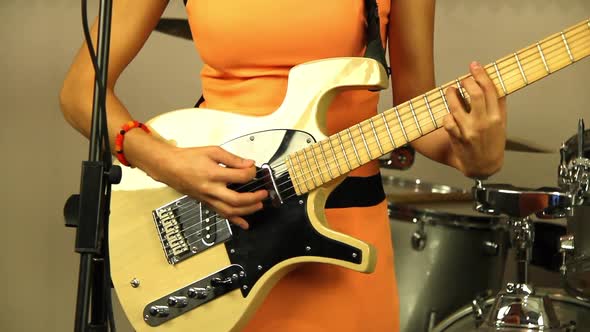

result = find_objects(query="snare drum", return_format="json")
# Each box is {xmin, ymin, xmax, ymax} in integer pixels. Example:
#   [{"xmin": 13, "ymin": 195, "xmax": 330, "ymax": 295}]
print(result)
[
  {"xmin": 432, "ymin": 288, "xmax": 590, "ymax": 331},
  {"xmin": 388, "ymin": 203, "xmax": 509, "ymax": 332}
]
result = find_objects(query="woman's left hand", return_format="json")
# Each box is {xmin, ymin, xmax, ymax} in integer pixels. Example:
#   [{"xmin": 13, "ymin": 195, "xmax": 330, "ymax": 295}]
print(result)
[{"xmin": 443, "ymin": 61, "xmax": 507, "ymax": 178}]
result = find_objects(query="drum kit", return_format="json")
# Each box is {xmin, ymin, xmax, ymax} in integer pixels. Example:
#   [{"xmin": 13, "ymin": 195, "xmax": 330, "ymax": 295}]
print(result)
[{"xmin": 383, "ymin": 120, "xmax": 590, "ymax": 331}]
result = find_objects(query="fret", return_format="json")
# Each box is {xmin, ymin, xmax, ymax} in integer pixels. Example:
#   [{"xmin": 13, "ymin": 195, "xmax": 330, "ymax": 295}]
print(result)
[
  {"xmin": 493, "ymin": 61, "xmax": 507, "ymax": 95},
  {"xmin": 337, "ymin": 132, "xmax": 353, "ymax": 171},
  {"xmin": 455, "ymin": 79, "xmax": 466, "ymax": 100},
  {"xmin": 318, "ymin": 140, "xmax": 335, "ymax": 179},
  {"xmin": 347, "ymin": 128, "xmax": 362, "ymax": 165},
  {"xmin": 561, "ymin": 32, "xmax": 575, "ymax": 62},
  {"xmin": 514, "ymin": 53, "xmax": 528, "ymax": 85},
  {"xmin": 369, "ymin": 118, "xmax": 384, "ymax": 154},
  {"xmin": 536, "ymin": 42, "xmax": 551, "ymax": 74},
  {"xmin": 294, "ymin": 151, "xmax": 311, "ymax": 191},
  {"xmin": 381, "ymin": 113, "xmax": 397, "ymax": 148},
  {"xmin": 394, "ymin": 106, "xmax": 409, "ymax": 142},
  {"xmin": 408, "ymin": 99, "xmax": 422, "ymax": 135},
  {"xmin": 309, "ymin": 145, "xmax": 327, "ymax": 182},
  {"xmin": 327, "ymin": 137, "xmax": 343, "ymax": 175},
  {"xmin": 301, "ymin": 148, "xmax": 319, "ymax": 186},
  {"xmin": 423, "ymin": 94, "xmax": 437, "ymax": 127},
  {"xmin": 438, "ymin": 87, "xmax": 450, "ymax": 113},
  {"xmin": 357, "ymin": 124, "xmax": 372, "ymax": 159},
  {"xmin": 286, "ymin": 158, "xmax": 302, "ymax": 194}
]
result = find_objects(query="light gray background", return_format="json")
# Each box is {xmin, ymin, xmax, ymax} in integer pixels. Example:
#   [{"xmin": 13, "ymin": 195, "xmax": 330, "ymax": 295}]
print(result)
[{"xmin": 1, "ymin": 1, "xmax": 589, "ymax": 331}]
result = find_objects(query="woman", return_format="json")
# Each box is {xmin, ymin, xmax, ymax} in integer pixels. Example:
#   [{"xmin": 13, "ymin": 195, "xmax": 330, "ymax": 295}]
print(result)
[{"xmin": 60, "ymin": 1, "xmax": 506, "ymax": 330}]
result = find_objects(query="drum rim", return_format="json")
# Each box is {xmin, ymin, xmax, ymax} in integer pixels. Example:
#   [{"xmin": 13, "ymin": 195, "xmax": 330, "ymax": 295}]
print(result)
[
  {"xmin": 388, "ymin": 203, "xmax": 506, "ymax": 230},
  {"xmin": 432, "ymin": 289, "xmax": 590, "ymax": 331},
  {"xmin": 381, "ymin": 175, "xmax": 469, "ymax": 194}
]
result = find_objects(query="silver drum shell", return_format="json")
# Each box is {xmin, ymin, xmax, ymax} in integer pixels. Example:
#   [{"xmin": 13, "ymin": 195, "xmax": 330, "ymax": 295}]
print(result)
[{"xmin": 389, "ymin": 203, "xmax": 509, "ymax": 332}]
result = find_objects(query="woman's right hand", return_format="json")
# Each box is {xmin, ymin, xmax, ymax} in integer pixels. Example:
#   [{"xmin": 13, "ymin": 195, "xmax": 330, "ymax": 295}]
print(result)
[{"xmin": 126, "ymin": 132, "xmax": 268, "ymax": 230}]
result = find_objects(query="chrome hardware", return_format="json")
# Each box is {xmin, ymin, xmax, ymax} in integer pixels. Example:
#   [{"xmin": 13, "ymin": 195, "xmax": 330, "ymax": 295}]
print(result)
[
  {"xmin": 143, "ymin": 265, "xmax": 245, "ymax": 327},
  {"xmin": 560, "ymin": 235, "xmax": 575, "ymax": 276},
  {"xmin": 130, "ymin": 278, "xmax": 140, "ymax": 288},
  {"xmin": 260, "ymin": 163, "xmax": 284, "ymax": 207},
  {"xmin": 187, "ymin": 288, "xmax": 207, "ymax": 299},
  {"xmin": 167, "ymin": 296, "xmax": 188, "ymax": 308},
  {"xmin": 558, "ymin": 119, "xmax": 590, "ymax": 205},
  {"xmin": 474, "ymin": 183, "xmax": 573, "ymax": 219},
  {"xmin": 153, "ymin": 196, "xmax": 233, "ymax": 265},
  {"xmin": 411, "ymin": 230, "xmax": 426, "ymax": 251},
  {"xmin": 482, "ymin": 241, "xmax": 499, "ymax": 256},
  {"xmin": 148, "ymin": 306, "xmax": 170, "ymax": 318},
  {"xmin": 411, "ymin": 218, "xmax": 427, "ymax": 251},
  {"xmin": 305, "ymin": 246, "xmax": 311, "ymax": 252},
  {"xmin": 471, "ymin": 298, "xmax": 484, "ymax": 323}
]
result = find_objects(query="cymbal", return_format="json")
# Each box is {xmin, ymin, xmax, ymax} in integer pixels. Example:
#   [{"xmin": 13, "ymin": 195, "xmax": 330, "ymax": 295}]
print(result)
[
  {"xmin": 155, "ymin": 18, "xmax": 192, "ymax": 40},
  {"xmin": 382, "ymin": 176, "xmax": 473, "ymax": 203},
  {"xmin": 505, "ymin": 138, "xmax": 553, "ymax": 153}
]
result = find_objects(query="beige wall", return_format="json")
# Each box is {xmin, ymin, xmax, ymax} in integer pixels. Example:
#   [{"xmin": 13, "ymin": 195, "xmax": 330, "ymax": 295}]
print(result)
[{"xmin": 1, "ymin": 1, "xmax": 588, "ymax": 331}]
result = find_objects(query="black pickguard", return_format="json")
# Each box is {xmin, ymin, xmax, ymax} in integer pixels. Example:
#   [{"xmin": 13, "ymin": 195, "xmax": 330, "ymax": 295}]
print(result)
[{"xmin": 224, "ymin": 194, "xmax": 363, "ymax": 297}]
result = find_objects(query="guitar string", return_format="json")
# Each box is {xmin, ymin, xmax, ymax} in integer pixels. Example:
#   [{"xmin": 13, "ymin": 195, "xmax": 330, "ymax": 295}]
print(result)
[
  {"xmin": 269, "ymin": 30, "xmax": 590, "ymax": 188},
  {"xmin": 171, "ymin": 52, "xmax": 589, "ymax": 252},
  {"xmin": 171, "ymin": 25, "xmax": 590, "ymax": 214},
  {"xmin": 157, "ymin": 27, "xmax": 590, "ymax": 247},
  {"xmin": 162, "ymin": 31, "xmax": 590, "ymax": 246},
  {"xmin": 166, "ymin": 31, "xmax": 590, "ymax": 243}
]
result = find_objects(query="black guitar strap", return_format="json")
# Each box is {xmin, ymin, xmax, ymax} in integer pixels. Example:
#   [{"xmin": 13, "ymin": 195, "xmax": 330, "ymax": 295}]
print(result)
[
  {"xmin": 363, "ymin": 0, "xmax": 390, "ymax": 76},
  {"xmin": 191, "ymin": 0, "xmax": 389, "ymax": 107}
]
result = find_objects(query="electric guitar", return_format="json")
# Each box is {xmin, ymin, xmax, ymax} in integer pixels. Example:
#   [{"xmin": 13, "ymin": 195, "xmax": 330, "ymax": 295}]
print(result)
[{"xmin": 109, "ymin": 18, "xmax": 590, "ymax": 331}]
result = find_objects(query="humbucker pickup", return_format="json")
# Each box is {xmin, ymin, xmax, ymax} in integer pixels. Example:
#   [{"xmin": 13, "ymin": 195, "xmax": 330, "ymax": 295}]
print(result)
[{"xmin": 152, "ymin": 196, "xmax": 233, "ymax": 265}]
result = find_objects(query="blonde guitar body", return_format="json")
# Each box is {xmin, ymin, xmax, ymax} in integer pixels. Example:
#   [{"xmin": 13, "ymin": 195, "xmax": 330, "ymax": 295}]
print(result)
[{"xmin": 109, "ymin": 57, "xmax": 387, "ymax": 331}]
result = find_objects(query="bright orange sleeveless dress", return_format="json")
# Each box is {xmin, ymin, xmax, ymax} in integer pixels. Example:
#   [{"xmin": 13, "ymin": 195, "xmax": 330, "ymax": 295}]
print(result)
[{"xmin": 185, "ymin": 1, "xmax": 399, "ymax": 331}]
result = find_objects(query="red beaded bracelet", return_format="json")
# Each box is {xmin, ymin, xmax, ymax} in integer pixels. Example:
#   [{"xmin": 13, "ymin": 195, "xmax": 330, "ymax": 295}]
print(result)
[{"xmin": 114, "ymin": 120, "xmax": 151, "ymax": 167}]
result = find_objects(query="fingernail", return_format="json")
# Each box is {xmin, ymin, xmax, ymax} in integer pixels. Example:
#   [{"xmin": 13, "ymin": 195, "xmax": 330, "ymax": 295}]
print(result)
[{"xmin": 471, "ymin": 61, "xmax": 481, "ymax": 69}]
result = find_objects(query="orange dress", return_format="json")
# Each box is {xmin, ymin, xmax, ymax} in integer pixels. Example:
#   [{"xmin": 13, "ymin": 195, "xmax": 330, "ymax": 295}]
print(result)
[{"xmin": 186, "ymin": 1, "xmax": 399, "ymax": 331}]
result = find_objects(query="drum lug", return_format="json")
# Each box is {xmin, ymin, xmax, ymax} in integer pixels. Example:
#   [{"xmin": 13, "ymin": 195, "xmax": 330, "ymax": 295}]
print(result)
[
  {"xmin": 482, "ymin": 241, "xmax": 499, "ymax": 256},
  {"xmin": 470, "ymin": 298, "xmax": 485, "ymax": 327},
  {"xmin": 411, "ymin": 218, "xmax": 427, "ymax": 251}
]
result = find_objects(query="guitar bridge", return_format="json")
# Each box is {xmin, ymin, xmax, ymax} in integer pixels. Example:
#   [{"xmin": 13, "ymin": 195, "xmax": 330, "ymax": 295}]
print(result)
[{"xmin": 152, "ymin": 196, "xmax": 233, "ymax": 265}]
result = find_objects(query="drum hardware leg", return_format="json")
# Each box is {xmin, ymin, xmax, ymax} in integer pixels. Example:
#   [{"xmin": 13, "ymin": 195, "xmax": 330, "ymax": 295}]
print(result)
[
  {"xmin": 509, "ymin": 217, "xmax": 534, "ymax": 285},
  {"xmin": 560, "ymin": 235, "xmax": 575, "ymax": 276},
  {"xmin": 426, "ymin": 310, "xmax": 437, "ymax": 332},
  {"xmin": 470, "ymin": 181, "xmax": 580, "ymax": 330}
]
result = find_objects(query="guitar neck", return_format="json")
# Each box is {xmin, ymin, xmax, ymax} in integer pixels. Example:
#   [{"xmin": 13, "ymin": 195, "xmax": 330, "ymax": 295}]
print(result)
[{"xmin": 288, "ymin": 18, "xmax": 590, "ymax": 195}]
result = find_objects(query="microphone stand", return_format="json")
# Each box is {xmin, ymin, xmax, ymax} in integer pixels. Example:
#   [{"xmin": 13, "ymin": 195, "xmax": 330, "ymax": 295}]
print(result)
[{"xmin": 64, "ymin": 1, "xmax": 120, "ymax": 331}]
